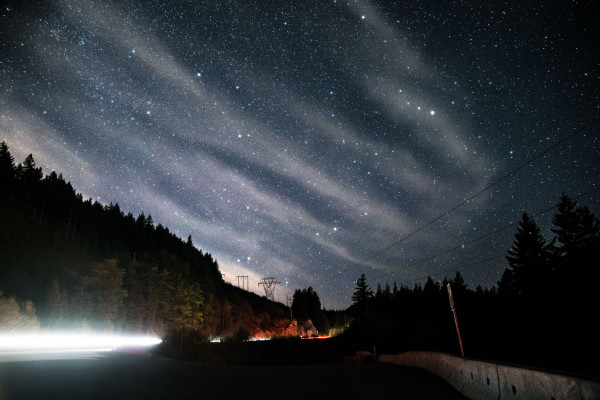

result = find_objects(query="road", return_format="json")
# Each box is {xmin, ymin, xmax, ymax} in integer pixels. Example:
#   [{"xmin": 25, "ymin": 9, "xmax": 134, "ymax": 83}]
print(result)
[{"xmin": 0, "ymin": 351, "xmax": 467, "ymax": 399}]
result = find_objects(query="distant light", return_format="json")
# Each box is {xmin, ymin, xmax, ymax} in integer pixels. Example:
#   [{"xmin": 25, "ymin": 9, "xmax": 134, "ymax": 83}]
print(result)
[{"xmin": 430, "ymin": 110, "xmax": 435, "ymax": 115}]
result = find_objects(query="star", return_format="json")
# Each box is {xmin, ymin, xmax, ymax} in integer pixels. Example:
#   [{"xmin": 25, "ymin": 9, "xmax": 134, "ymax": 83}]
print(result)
[{"xmin": 1, "ymin": 0, "xmax": 597, "ymax": 309}]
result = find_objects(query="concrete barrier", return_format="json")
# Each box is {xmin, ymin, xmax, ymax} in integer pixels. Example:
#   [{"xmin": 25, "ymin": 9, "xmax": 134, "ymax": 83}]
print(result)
[{"xmin": 378, "ymin": 351, "xmax": 600, "ymax": 400}]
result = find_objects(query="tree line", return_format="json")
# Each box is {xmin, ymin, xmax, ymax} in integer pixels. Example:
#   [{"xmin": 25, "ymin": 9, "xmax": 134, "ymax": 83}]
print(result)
[
  {"xmin": 346, "ymin": 193, "xmax": 599, "ymax": 375},
  {"xmin": 0, "ymin": 142, "xmax": 292, "ymax": 346},
  {"xmin": 2, "ymin": 141, "xmax": 598, "ymax": 371}
]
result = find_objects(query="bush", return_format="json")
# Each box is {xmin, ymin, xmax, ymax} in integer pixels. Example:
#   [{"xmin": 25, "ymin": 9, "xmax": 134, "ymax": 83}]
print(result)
[
  {"xmin": 0, "ymin": 291, "xmax": 40, "ymax": 331},
  {"xmin": 225, "ymin": 326, "xmax": 251, "ymax": 343}
]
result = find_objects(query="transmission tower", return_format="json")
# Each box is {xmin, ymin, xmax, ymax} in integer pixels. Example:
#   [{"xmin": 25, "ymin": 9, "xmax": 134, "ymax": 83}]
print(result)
[
  {"xmin": 258, "ymin": 277, "xmax": 280, "ymax": 301},
  {"xmin": 237, "ymin": 275, "xmax": 248, "ymax": 291}
]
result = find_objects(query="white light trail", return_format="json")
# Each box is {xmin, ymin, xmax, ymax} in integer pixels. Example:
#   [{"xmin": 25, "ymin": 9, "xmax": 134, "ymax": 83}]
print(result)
[{"xmin": 0, "ymin": 333, "xmax": 162, "ymax": 353}]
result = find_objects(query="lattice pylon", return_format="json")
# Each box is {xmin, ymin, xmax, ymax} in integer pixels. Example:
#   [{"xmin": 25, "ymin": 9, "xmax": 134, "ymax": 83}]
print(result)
[{"xmin": 258, "ymin": 277, "xmax": 280, "ymax": 301}]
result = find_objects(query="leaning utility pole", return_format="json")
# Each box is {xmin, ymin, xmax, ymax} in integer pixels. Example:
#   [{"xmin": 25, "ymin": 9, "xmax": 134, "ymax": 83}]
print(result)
[
  {"xmin": 447, "ymin": 283, "xmax": 465, "ymax": 357},
  {"xmin": 258, "ymin": 277, "xmax": 280, "ymax": 301}
]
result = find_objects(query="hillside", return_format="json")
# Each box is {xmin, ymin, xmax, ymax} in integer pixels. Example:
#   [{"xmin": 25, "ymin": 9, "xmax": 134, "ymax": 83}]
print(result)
[{"xmin": 0, "ymin": 142, "xmax": 293, "ymax": 342}]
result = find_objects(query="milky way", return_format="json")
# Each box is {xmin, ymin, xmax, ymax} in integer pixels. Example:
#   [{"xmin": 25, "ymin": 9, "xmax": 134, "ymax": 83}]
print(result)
[{"xmin": 1, "ymin": 1, "xmax": 598, "ymax": 308}]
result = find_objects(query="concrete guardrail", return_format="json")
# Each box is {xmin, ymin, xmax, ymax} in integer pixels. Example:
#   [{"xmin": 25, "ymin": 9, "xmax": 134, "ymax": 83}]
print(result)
[{"xmin": 378, "ymin": 351, "xmax": 600, "ymax": 400}]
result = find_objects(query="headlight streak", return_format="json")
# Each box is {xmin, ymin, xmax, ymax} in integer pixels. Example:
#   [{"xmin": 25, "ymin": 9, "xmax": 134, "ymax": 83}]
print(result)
[{"xmin": 0, "ymin": 333, "xmax": 162, "ymax": 354}]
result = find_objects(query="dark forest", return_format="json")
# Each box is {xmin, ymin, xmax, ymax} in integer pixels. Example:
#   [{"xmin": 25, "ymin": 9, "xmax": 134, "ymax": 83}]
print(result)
[
  {"xmin": 0, "ymin": 142, "xmax": 296, "ymax": 349},
  {"xmin": 344, "ymin": 193, "xmax": 600, "ymax": 376}
]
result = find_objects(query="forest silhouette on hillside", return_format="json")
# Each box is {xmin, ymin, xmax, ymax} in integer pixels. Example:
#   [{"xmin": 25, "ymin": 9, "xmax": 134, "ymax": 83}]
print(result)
[{"xmin": 0, "ymin": 142, "xmax": 298, "ymax": 353}]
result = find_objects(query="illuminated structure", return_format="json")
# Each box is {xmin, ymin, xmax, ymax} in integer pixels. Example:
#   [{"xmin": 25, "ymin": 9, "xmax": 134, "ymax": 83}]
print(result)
[{"xmin": 258, "ymin": 277, "xmax": 280, "ymax": 301}]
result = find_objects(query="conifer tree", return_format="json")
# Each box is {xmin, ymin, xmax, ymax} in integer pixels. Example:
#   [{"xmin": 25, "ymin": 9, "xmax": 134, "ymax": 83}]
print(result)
[
  {"xmin": 551, "ymin": 193, "xmax": 600, "ymax": 259},
  {"xmin": 423, "ymin": 276, "xmax": 440, "ymax": 297},
  {"xmin": 88, "ymin": 259, "xmax": 128, "ymax": 331},
  {"xmin": 0, "ymin": 141, "xmax": 16, "ymax": 188},
  {"xmin": 499, "ymin": 213, "xmax": 549, "ymax": 297},
  {"xmin": 383, "ymin": 283, "xmax": 391, "ymax": 298},
  {"xmin": 550, "ymin": 194, "xmax": 600, "ymax": 305},
  {"xmin": 17, "ymin": 154, "xmax": 43, "ymax": 184},
  {"xmin": 352, "ymin": 273, "xmax": 373, "ymax": 305},
  {"xmin": 136, "ymin": 212, "xmax": 146, "ymax": 226},
  {"xmin": 145, "ymin": 214, "xmax": 154, "ymax": 229},
  {"xmin": 451, "ymin": 271, "xmax": 468, "ymax": 293}
]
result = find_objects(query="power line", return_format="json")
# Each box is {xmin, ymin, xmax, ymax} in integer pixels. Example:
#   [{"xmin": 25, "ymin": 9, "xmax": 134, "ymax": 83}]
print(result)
[
  {"xmin": 365, "ymin": 116, "xmax": 600, "ymax": 263},
  {"xmin": 372, "ymin": 185, "xmax": 599, "ymax": 285},
  {"xmin": 338, "ymin": 118, "xmax": 600, "ymax": 280}
]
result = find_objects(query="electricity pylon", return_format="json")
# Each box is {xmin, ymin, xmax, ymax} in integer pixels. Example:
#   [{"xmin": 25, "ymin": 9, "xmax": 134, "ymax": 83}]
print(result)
[
  {"xmin": 237, "ymin": 275, "xmax": 248, "ymax": 290},
  {"xmin": 258, "ymin": 277, "xmax": 280, "ymax": 301}
]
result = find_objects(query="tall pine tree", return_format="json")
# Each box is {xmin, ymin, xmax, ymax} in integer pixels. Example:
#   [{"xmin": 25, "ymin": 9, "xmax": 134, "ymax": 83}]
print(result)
[
  {"xmin": 0, "ymin": 141, "xmax": 16, "ymax": 186},
  {"xmin": 352, "ymin": 273, "xmax": 373, "ymax": 305},
  {"xmin": 350, "ymin": 273, "xmax": 373, "ymax": 317},
  {"xmin": 16, "ymin": 154, "xmax": 43, "ymax": 185},
  {"xmin": 551, "ymin": 193, "xmax": 599, "ymax": 261},
  {"xmin": 550, "ymin": 194, "xmax": 600, "ymax": 310},
  {"xmin": 499, "ymin": 213, "xmax": 550, "ymax": 297}
]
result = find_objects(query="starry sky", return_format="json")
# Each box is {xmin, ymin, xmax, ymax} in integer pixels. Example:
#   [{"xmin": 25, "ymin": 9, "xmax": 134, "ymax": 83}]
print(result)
[{"xmin": 1, "ymin": 1, "xmax": 598, "ymax": 309}]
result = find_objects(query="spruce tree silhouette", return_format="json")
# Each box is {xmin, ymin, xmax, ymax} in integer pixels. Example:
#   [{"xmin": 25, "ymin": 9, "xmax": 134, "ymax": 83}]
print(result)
[
  {"xmin": 0, "ymin": 141, "xmax": 16, "ymax": 195},
  {"xmin": 500, "ymin": 213, "xmax": 550, "ymax": 298},
  {"xmin": 550, "ymin": 194, "xmax": 600, "ymax": 324},
  {"xmin": 17, "ymin": 154, "xmax": 43, "ymax": 185}
]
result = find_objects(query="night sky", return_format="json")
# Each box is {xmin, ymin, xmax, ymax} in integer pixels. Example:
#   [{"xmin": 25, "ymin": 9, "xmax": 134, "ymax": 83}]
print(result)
[{"xmin": 1, "ymin": 1, "xmax": 598, "ymax": 309}]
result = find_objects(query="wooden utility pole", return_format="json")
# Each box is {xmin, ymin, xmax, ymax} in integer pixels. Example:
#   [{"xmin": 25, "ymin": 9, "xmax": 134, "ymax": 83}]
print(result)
[{"xmin": 447, "ymin": 283, "xmax": 464, "ymax": 357}]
